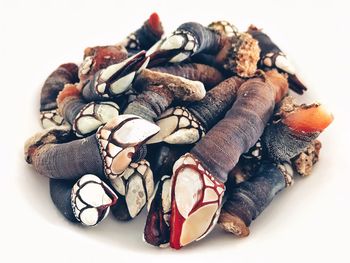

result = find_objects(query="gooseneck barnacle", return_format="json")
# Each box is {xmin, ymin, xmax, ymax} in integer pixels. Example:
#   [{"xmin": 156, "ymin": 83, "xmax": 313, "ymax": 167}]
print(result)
[
  {"xmin": 81, "ymin": 51, "xmax": 150, "ymax": 101},
  {"xmin": 57, "ymin": 84, "xmax": 120, "ymax": 137},
  {"xmin": 120, "ymin": 12, "xmax": 164, "ymax": 53},
  {"xmin": 50, "ymin": 174, "xmax": 118, "ymax": 226},
  {"xmin": 25, "ymin": 14, "xmax": 334, "ymax": 250},
  {"xmin": 109, "ymin": 160, "xmax": 154, "ymax": 220},
  {"xmin": 247, "ymin": 25, "xmax": 307, "ymax": 94},
  {"xmin": 96, "ymin": 115, "xmax": 160, "ymax": 179},
  {"xmin": 25, "ymin": 114, "xmax": 159, "ymax": 180}
]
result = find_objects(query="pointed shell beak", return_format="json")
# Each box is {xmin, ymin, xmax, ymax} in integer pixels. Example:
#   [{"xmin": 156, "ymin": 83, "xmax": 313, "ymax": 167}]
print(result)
[
  {"xmin": 71, "ymin": 174, "xmax": 118, "ymax": 226},
  {"xmin": 169, "ymin": 153, "xmax": 225, "ymax": 249},
  {"xmin": 97, "ymin": 115, "xmax": 160, "ymax": 179}
]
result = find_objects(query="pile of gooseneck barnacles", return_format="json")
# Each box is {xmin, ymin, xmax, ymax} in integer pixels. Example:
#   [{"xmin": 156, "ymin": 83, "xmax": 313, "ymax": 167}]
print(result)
[{"xmin": 25, "ymin": 13, "xmax": 333, "ymax": 249}]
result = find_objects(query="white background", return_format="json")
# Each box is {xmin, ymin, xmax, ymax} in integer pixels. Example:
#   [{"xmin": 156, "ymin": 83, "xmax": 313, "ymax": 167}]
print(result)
[{"xmin": 1, "ymin": 0, "xmax": 350, "ymax": 262}]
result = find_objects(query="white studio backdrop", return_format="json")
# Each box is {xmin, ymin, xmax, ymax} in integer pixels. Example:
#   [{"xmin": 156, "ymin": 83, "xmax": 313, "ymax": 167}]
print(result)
[{"xmin": 1, "ymin": 0, "xmax": 349, "ymax": 262}]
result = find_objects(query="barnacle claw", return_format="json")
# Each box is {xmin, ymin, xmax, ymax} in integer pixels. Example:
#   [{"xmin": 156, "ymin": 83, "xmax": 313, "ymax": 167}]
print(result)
[
  {"xmin": 96, "ymin": 114, "xmax": 160, "ymax": 179},
  {"xmin": 144, "ymin": 175, "xmax": 171, "ymax": 247},
  {"xmin": 92, "ymin": 51, "xmax": 149, "ymax": 97},
  {"xmin": 78, "ymin": 45, "xmax": 128, "ymax": 82},
  {"xmin": 147, "ymin": 29, "xmax": 199, "ymax": 66},
  {"xmin": 109, "ymin": 160, "xmax": 154, "ymax": 219},
  {"xmin": 40, "ymin": 109, "xmax": 66, "ymax": 128},
  {"xmin": 57, "ymin": 84, "xmax": 120, "ymax": 137},
  {"xmin": 261, "ymin": 51, "xmax": 307, "ymax": 94},
  {"xmin": 71, "ymin": 174, "xmax": 118, "ymax": 226},
  {"xmin": 170, "ymin": 153, "xmax": 225, "ymax": 249},
  {"xmin": 147, "ymin": 107, "xmax": 205, "ymax": 145},
  {"xmin": 73, "ymin": 101, "xmax": 120, "ymax": 137}
]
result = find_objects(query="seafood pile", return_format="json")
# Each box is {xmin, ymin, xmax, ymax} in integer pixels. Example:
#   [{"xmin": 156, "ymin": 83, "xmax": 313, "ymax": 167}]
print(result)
[{"xmin": 24, "ymin": 13, "xmax": 333, "ymax": 249}]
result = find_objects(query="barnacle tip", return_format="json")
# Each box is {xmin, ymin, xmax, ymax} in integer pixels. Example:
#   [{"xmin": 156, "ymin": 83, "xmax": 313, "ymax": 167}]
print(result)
[
  {"xmin": 218, "ymin": 210, "xmax": 250, "ymax": 237},
  {"xmin": 283, "ymin": 104, "xmax": 334, "ymax": 133},
  {"xmin": 149, "ymin": 12, "xmax": 163, "ymax": 37}
]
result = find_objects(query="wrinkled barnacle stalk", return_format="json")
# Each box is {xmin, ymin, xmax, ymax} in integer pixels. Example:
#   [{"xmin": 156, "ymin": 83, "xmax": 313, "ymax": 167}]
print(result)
[
  {"xmin": 79, "ymin": 45, "xmax": 128, "ymax": 83},
  {"xmin": 219, "ymin": 162, "xmax": 289, "ymax": 237},
  {"xmin": 40, "ymin": 63, "xmax": 79, "ymax": 128},
  {"xmin": 119, "ymin": 12, "xmax": 164, "ymax": 53},
  {"xmin": 50, "ymin": 174, "xmax": 118, "ymax": 226},
  {"xmin": 151, "ymin": 63, "xmax": 225, "ymax": 89},
  {"xmin": 261, "ymin": 96, "xmax": 333, "ymax": 162},
  {"xmin": 247, "ymin": 25, "xmax": 307, "ymax": 94},
  {"xmin": 189, "ymin": 21, "xmax": 238, "ymax": 71},
  {"xmin": 147, "ymin": 21, "xmax": 261, "ymax": 77},
  {"xmin": 148, "ymin": 76, "xmax": 244, "ymax": 144},
  {"xmin": 169, "ymin": 70, "xmax": 289, "ymax": 249},
  {"xmin": 81, "ymin": 51, "xmax": 149, "ymax": 101},
  {"xmin": 123, "ymin": 69, "xmax": 206, "ymax": 122},
  {"xmin": 57, "ymin": 84, "xmax": 120, "ymax": 137},
  {"xmin": 109, "ymin": 160, "xmax": 154, "ymax": 221},
  {"xmin": 24, "ymin": 115, "xmax": 159, "ymax": 180},
  {"xmin": 144, "ymin": 175, "xmax": 172, "ymax": 247}
]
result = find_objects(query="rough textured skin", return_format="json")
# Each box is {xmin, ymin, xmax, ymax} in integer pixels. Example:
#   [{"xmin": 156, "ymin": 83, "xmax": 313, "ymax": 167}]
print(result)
[
  {"xmin": 189, "ymin": 76, "xmax": 244, "ymax": 131},
  {"xmin": 215, "ymin": 33, "xmax": 260, "ymax": 77},
  {"xmin": 261, "ymin": 97, "xmax": 326, "ymax": 162},
  {"xmin": 134, "ymin": 69, "xmax": 205, "ymax": 101},
  {"xmin": 124, "ymin": 88, "xmax": 172, "ymax": 122},
  {"xmin": 151, "ymin": 63, "xmax": 225, "ymax": 89},
  {"xmin": 219, "ymin": 162, "xmax": 286, "ymax": 236},
  {"xmin": 292, "ymin": 140, "xmax": 322, "ymax": 176},
  {"xmin": 124, "ymin": 69, "xmax": 205, "ymax": 122},
  {"xmin": 262, "ymin": 123, "xmax": 319, "ymax": 162}
]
